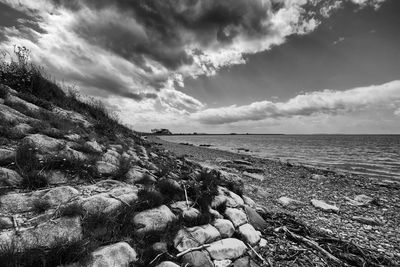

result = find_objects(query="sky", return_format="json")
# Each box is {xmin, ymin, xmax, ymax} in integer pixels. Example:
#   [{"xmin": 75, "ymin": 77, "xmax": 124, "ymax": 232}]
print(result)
[{"xmin": 0, "ymin": 0, "xmax": 399, "ymax": 134}]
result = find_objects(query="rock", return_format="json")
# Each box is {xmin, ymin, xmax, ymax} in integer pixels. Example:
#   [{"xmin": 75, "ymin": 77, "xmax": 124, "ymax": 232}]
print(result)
[
  {"xmin": 174, "ymin": 224, "xmax": 221, "ymax": 252},
  {"xmin": 0, "ymin": 148, "xmax": 16, "ymax": 163},
  {"xmin": 85, "ymin": 140, "xmax": 103, "ymax": 153},
  {"xmin": 52, "ymin": 107, "xmax": 92, "ymax": 127},
  {"xmin": 156, "ymin": 262, "xmax": 180, "ymax": 267},
  {"xmin": 64, "ymin": 134, "xmax": 81, "ymax": 142},
  {"xmin": 238, "ymin": 224, "xmax": 261, "ymax": 245},
  {"xmin": 133, "ymin": 205, "xmax": 176, "ymax": 235},
  {"xmin": 214, "ymin": 259, "xmax": 232, "ymax": 267},
  {"xmin": 182, "ymin": 251, "xmax": 214, "ymax": 267},
  {"xmin": 346, "ymin": 194, "xmax": 374, "ymax": 206},
  {"xmin": 212, "ymin": 186, "xmax": 244, "ymax": 208},
  {"xmin": 212, "ymin": 219, "xmax": 235, "ymax": 238},
  {"xmin": 44, "ymin": 170, "xmax": 71, "ymax": 184},
  {"xmin": 224, "ymin": 208, "xmax": 248, "ymax": 227},
  {"xmin": 85, "ymin": 242, "xmax": 137, "ymax": 267},
  {"xmin": 60, "ymin": 146, "xmax": 88, "ymax": 162},
  {"xmin": 206, "ymin": 238, "xmax": 247, "ymax": 260},
  {"xmin": 0, "ymin": 167, "xmax": 23, "ymax": 186},
  {"xmin": 13, "ymin": 123, "xmax": 32, "ymax": 135},
  {"xmin": 232, "ymin": 160, "xmax": 252, "ymax": 166},
  {"xmin": 170, "ymin": 201, "xmax": 200, "ymax": 220},
  {"xmin": 80, "ymin": 191, "xmax": 137, "ymax": 215},
  {"xmin": 352, "ymin": 216, "xmax": 382, "ymax": 226},
  {"xmin": 101, "ymin": 149, "xmax": 120, "ymax": 166},
  {"xmin": 42, "ymin": 186, "xmax": 79, "ymax": 206},
  {"xmin": 23, "ymin": 134, "xmax": 65, "ymax": 152},
  {"xmin": 5, "ymin": 94, "xmax": 41, "ymax": 112},
  {"xmin": 258, "ymin": 238, "xmax": 267, "ymax": 248},
  {"xmin": 232, "ymin": 257, "xmax": 260, "ymax": 267},
  {"xmin": 311, "ymin": 199, "xmax": 339, "ymax": 213},
  {"xmin": 0, "ymin": 216, "xmax": 82, "ymax": 251},
  {"xmin": 243, "ymin": 172, "xmax": 264, "ymax": 181},
  {"xmin": 242, "ymin": 196, "xmax": 257, "ymax": 209},
  {"xmin": 277, "ymin": 196, "xmax": 305, "ymax": 208},
  {"xmin": 96, "ymin": 161, "xmax": 118, "ymax": 175},
  {"xmin": 0, "ymin": 103, "xmax": 35, "ymax": 123},
  {"xmin": 152, "ymin": 242, "xmax": 168, "ymax": 253},
  {"xmin": 244, "ymin": 205, "xmax": 267, "ymax": 231},
  {"xmin": 311, "ymin": 174, "xmax": 327, "ymax": 180},
  {"xmin": 0, "ymin": 216, "xmax": 13, "ymax": 229}
]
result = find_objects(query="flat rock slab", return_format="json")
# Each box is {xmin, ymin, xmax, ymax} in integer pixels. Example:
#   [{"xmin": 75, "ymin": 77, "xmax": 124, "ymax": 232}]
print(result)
[
  {"xmin": 182, "ymin": 250, "xmax": 213, "ymax": 267},
  {"xmin": 133, "ymin": 205, "xmax": 176, "ymax": 235},
  {"xmin": 206, "ymin": 238, "xmax": 247, "ymax": 260},
  {"xmin": 311, "ymin": 199, "xmax": 339, "ymax": 213},
  {"xmin": 86, "ymin": 242, "xmax": 137, "ymax": 267},
  {"xmin": 174, "ymin": 224, "xmax": 220, "ymax": 252}
]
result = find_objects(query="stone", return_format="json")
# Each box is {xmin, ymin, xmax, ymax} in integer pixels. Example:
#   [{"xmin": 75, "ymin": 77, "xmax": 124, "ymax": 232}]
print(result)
[
  {"xmin": 133, "ymin": 205, "xmax": 176, "ymax": 235},
  {"xmin": 232, "ymin": 160, "xmax": 252, "ymax": 166},
  {"xmin": 244, "ymin": 205, "xmax": 267, "ymax": 231},
  {"xmin": 224, "ymin": 208, "xmax": 248, "ymax": 227},
  {"xmin": 0, "ymin": 104, "xmax": 35, "ymax": 124},
  {"xmin": 152, "ymin": 242, "xmax": 168, "ymax": 253},
  {"xmin": 86, "ymin": 242, "xmax": 137, "ymax": 267},
  {"xmin": 238, "ymin": 224, "xmax": 261, "ymax": 245},
  {"xmin": 60, "ymin": 146, "xmax": 88, "ymax": 162},
  {"xmin": 96, "ymin": 161, "xmax": 118, "ymax": 175},
  {"xmin": 212, "ymin": 219, "xmax": 235, "ymax": 238},
  {"xmin": 206, "ymin": 238, "xmax": 247, "ymax": 260},
  {"xmin": 80, "ymin": 194, "xmax": 123, "ymax": 215},
  {"xmin": 311, "ymin": 174, "xmax": 327, "ymax": 180},
  {"xmin": 13, "ymin": 123, "xmax": 32, "ymax": 135},
  {"xmin": 174, "ymin": 224, "xmax": 221, "ymax": 252},
  {"xmin": 242, "ymin": 196, "xmax": 257, "ymax": 209},
  {"xmin": 64, "ymin": 134, "xmax": 81, "ymax": 142},
  {"xmin": 182, "ymin": 251, "xmax": 214, "ymax": 267},
  {"xmin": 85, "ymin": 140, "xmax": 103, "ymax": 153},
  {"xmin": 0, "ymin": 167, "xmax": 23, "ymax": 186},
  {"xmin": 156, "ymin": 261, "xmax": 180, "ymax": 267},
  {"xmin": 243, "ymin": 172, "xmax": 264, "ymax": 181},
  {"xmin": 23, "ymin": 134, "xmax": 65, "ymax": 152},
  {"xmin": 232, "ymin": 257, "xmax": 250, "ymax": 267},
  {"xmin": 258, "ymin": 238, "xmax": 267, "ymax": 248},
  {"xmin": 0, "ymin": 216, "xmax": 82, "ymax": 251},
  {"xmin": 0, "ymin": 216, "xmax": 13, "ymax": 229},
  {"xmin": 346, "ymin": 194, "xmax": 374, "ymax": 206},
  {"xmin": 0, "ymin": 148, "xmax": 16, "ymax": 163},
  {"xmin": 214, "ymin": 259, "xmax": 232, "ymax": 267},
  {"xmin": 101, "ymin": 149, "xmax": 120, "ymax": 166},
  {"xmin": 212, "ymin": 186, "xmax": 244, "ymax": 208},
  {"xmin": 52, "ymin": 107, "xmax": 92, "ymax": 127},
  {"xmin": 311, "ymin": 199, "xmax": 339, "ymax": 213},
  {"xmin": 170, "ymin": 201, "xmax": 200, "ymax": 220},
  {"xmin": 277, "ymin": 196, "xmax": 305, "ymax": 208},
  {"xmin": 352, "ymin": 216, "xmax": 382, "ymax": 226},
  {"xmin": 42, "ymin": 186, "xmax": 79, "ymax": 206},
  {"xmin": 44, "ymin": 170, "xmax": 71, "ymax": 184}
]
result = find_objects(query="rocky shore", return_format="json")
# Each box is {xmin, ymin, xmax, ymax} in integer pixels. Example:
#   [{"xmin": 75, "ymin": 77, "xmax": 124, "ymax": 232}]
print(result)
[{"xmin": 0, "ymin": 81, "xmax": 399, "ymax": 267}]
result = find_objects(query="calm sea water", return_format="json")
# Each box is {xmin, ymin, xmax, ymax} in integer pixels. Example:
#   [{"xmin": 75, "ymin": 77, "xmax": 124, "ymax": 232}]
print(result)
[{"xmin": 161, "ymin": 135, "xmax": 400, "ymax": 180}]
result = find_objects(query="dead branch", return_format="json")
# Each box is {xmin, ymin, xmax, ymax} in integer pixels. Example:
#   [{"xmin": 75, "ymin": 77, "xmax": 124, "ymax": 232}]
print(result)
[{"xmin": 176, "ymin": 244, "xmax": 210, "ymax": 257}]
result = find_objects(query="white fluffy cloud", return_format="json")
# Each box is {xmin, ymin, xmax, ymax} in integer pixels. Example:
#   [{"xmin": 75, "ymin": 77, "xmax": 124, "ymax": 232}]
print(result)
[{"xmin": 192, "ymin": 80, "xmax": 400, "ymax": 124}]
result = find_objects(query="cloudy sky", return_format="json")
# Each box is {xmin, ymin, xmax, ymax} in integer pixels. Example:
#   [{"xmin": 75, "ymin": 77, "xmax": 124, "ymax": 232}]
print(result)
[{"xmin": 1, "ymin": 0, "xmax": 399, "ymax": 133}]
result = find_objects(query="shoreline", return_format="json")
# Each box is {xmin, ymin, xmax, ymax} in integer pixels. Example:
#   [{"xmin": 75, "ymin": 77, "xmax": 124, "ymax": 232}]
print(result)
[{"xmin": 150, "ymin": 136, "xmax": 400, "ymax": 262}]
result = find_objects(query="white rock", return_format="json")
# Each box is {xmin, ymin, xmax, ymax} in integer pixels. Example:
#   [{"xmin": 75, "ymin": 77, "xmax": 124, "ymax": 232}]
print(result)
[
  {"xmin": 12, "ymin": 123, "xmax": 32, "ymax": 135},
  {"xmin": 64, "ymin": 133, "xmax": 81, "ymax": 141},
  {"xmin": 174, "ymin": 224, "xmax": 221, "ymax": 252},
  {"xmin": 182, "ymin": 251, "xmax": 214, "ymax": 267},
  {"xmin": 214, "ymin": 259, "xmax": 232, "ymax": 267},
  {"xmin": 224, "ymin": 208, "xmax": 248, "ymax": 227},
  {"xmin": 277, "ymin": 196, "xmax": 305, "ymax": 208},
  {"xmin": 86, "ymin": 242, "xmax": 137, "ymax": 267},
  {"xmin": 23, "ymin": 134, "xmax": 65, "ymax": 152},
  {"xmin": 52, "ymin": 107, "xmax": 92, "ymax": 127},
  {"xmin": 170, "ymin": 201, "xmax": 200, "ymax": 220},
  {"xmin": 156, "ymin": 262, "xmax": 180, "ymax": 267},
  {"xmin": 0, "ymin": 167, "xmax": 23, "ymax": 186},
  {"xmin": 258, "ymin": 238, "xmax": 268, "ymax": 248},
  {"xmin": 212, "ymin": 186, "xmax": 244, "ymax": 208},
  {"xmin": 242, "ymin": 196, "xmax": 257, "ymax": 209},
  {"xmin": 212, "ymin": 219, "xmax": 235, "ymax": 238},
  {"xmin": 352, "ymin": 216, "xmax": 382, "ymax": 226},
  {"xmin": 311, "ymin": 199, "xmax": 339, "ymax": 212},
  {"xmin": 346, "ymin": 194, "xmax": 374, "ymax": 206},
  {"xmin": 238, "ymin": 224, "xmax": 261, "ymax": 245},
  {"xmin": 133, "ymin": 205, "xmax": 176, "ymax": 235},
  {"xmin": 96, "ymin": 161, "xmax": 118, "ymax": 175},
  {"xmin": 42, "ymin": 186, "xmax": 79, "ymax": 206},
  {"xmin": 85, "ymin": 140, "xmax": 103, "ymax": 153},
  {"xmin": 206, "ymin": 238, "xmax": 247, "ymax": 260}
]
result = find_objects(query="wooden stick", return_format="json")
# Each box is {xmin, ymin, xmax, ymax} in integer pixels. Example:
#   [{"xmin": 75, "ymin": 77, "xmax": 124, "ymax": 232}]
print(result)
[
  {"xmin": 176, "ymin": 244, "xmax": 210, "ymax": 257},
  {"xmin": 247, "ymin": 243, "xmax": 272, "ymax": 266},
  {"xmin": 183, "ymin": 185, "xmax": 189, "ymax": 208},
  {"xmin": 280, "ymin": 226, "xmax": 344, "ymax": 266},
  {"xmin": 149, "ymin": 252, "xmax": 165, "ymax": 265}
]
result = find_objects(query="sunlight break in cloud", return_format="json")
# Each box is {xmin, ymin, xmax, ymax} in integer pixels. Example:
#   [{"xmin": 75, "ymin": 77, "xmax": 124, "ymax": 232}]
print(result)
[{"xmin": 192, "ymin": 80, "xmax": 400, "ymax": 124}]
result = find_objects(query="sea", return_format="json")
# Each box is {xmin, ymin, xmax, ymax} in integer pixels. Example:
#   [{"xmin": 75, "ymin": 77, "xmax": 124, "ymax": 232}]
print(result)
[{"xmin": 160, "ymin": 135, "xmax": 400, "ymax": 180}]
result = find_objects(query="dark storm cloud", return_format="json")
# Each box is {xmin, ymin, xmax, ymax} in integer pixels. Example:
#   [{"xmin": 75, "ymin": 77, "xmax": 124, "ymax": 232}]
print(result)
[{"xmin": 50, "ymin": 0, "xmax": 273, "ymax": 70}]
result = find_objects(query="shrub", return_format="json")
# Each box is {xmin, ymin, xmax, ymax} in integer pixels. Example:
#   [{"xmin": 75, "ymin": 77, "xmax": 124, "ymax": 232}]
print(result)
[
  {"xmin": 110, "ymin": 157, "xmax": 131, "ymax": 181},
  {"xmin": 21, "ymin": 171, "xmax": 49, "ymax": 190},
  {"xmin": 59, "ymin": 203, "xmax": 85, "ymax": 218},
  {"xmin": 156, "ymin": 179, "xmax": 183, "ymax": 202},
  {"xmin": 32, "ymin": 199, "xmax": 51, "ymax": 213},
  {"xmin": 17, "ymin": 92, "xmax": 52, "ymax": 110},
  {"xmin": 137, "ymin": 189, "xmax": 165, "ymax": 211}
]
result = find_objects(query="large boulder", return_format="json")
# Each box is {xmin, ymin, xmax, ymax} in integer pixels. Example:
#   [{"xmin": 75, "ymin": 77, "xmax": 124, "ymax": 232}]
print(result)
[
  {"xmin": 174, "ymin": 224, "xmax": 221, "ymax": 252},
  {"xmin": 23, "ymin": 134, "xmax": 65, "ymax": 152},
  {"xmin": 238, "ymin": 224, "xmax": 261, "ymax": 245},
  {"xmin": 206, "ymin": 238, "xmax": 247, "ymax": 260},
  {"xmin": 170, "ymin": 201, "xmax": 201, "ymax": 220},
  {"xmin": 133, "ymin": 205, "xmax": 176, "ymax": 235},
  {"xmin": 224, "ymin": 208, "xmax": 248, "ymax": 227},
  {"xmin": 0, "ymin": 167, "xmax": 23, "ymax": 186},
  {"xmin": 0, "ymin": 216, "xmax": 82, "ymax": 251},
  {"xmin": 85, "ymin": 242, "xmax": 137, "ymax": 267},
  {"xmin": 212, "ymin": 219, "xmax": 235, "ymax": 238},
  {"xmin": 42, "ymin": 186, "xmax": 79, "ymax": 206},
  {"xmin": 182, "ymin": 250, "xmax": 214, "ymax": 267},
  {"xmin": 212, "ymin": 186, "xmax": 244, "ymax": 208}
]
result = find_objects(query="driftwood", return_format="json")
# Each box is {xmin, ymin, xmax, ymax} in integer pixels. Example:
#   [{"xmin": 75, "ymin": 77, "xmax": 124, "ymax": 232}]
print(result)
[
  {"xmin": 247, "ymin": 243, "xmax": 273, "ymax": 266},
  {"xmin": 277, "ymin": 226, "xmax": 344, "ymax": 266},
  {"xmin": 176, "ymin": 244, "xmax": 210, "ymax": 257},
  {"xmin": 109, "ymin": 193, "xmax": 131, "ymax": 207}
]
